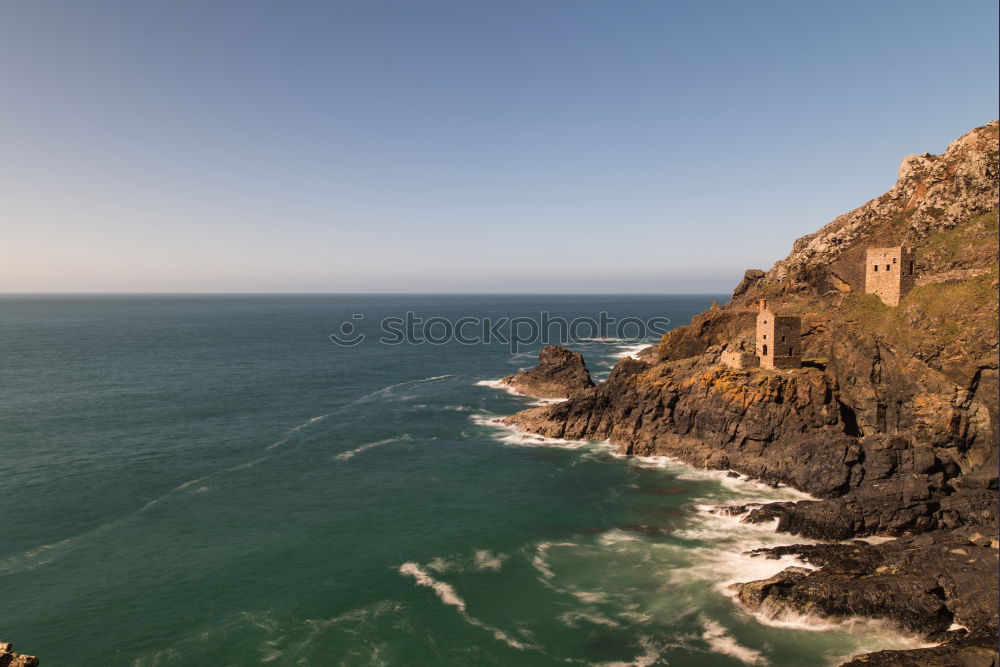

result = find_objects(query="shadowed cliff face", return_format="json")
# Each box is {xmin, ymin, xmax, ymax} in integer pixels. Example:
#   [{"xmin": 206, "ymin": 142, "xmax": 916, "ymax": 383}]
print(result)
[{"xmin": 503, "ymin": 122, "xmax": 999, "ymax": 664}]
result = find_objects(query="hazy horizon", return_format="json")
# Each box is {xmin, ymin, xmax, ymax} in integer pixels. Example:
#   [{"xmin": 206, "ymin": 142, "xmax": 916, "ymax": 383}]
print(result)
[{"xmin": 1, "ymin": 0, "xmax": 997, "ymax": 293}]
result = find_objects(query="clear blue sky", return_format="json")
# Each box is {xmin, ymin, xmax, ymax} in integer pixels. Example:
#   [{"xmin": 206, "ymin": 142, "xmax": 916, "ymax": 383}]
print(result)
[{"xmin": 1, "ymin": 0, "xmax": 997, "ymax": 293}]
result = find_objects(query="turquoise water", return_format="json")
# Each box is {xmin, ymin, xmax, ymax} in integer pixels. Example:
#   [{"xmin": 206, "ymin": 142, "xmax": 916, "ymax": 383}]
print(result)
[{"xmin": 0, "ymin": 295, "xmax": 923, "ymax": 666}]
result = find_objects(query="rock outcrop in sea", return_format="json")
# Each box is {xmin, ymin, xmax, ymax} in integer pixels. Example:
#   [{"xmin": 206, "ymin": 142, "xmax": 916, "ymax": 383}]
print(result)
[
  {"xmin": 500, "ymin": 345, "xmax": 595, "ymax": 398},
  {"xmin": 504, "ymin": 121, "xmax": 1000, "ymax": 665},
  {"xmin": 0, "ymin": 643, "xmax": 39, "ymax": 667}
]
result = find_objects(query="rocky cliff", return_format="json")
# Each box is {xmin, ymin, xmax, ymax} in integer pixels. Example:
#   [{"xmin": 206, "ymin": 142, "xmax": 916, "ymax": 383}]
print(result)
[{"xmin": 504, "ymin": 121, "xmax": 999, "ymax": 665}]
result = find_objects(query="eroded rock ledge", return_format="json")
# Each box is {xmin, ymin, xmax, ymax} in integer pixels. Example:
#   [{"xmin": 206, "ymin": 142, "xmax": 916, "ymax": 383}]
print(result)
[{"xmin": 733, "ymin": 531, "xmax": 998, "ymax": 650}]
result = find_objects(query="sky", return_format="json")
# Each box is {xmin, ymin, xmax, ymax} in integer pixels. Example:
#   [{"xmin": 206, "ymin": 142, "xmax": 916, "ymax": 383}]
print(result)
[{"xmin": 0, "ymin": 0, "xmax": 997, "ymax": 293}]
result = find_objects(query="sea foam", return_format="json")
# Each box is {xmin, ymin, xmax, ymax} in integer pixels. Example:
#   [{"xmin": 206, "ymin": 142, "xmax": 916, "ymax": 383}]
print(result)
[
  {"xmin": 334, "ymin": 435, "xmax": 412, "ymax": 461},
  {"xmin": 398, "ymin": 562, "xmax": 531, "ymax": 651}
]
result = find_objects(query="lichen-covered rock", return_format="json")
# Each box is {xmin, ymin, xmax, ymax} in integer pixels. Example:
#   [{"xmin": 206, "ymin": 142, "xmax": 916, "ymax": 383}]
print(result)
[
  {"xmin": 500, "ymin": 345, "xmax": 595, "ymax": 398},
  {"xmin": 0, "ymin": 643, "xmax": 39, "ymax": 667}
]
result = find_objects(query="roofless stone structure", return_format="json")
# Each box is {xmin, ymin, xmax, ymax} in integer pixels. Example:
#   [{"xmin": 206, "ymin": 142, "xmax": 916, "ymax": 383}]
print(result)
[{"xmin": 865, "ymin": 246, "xmax": 915, "ymax": 306}]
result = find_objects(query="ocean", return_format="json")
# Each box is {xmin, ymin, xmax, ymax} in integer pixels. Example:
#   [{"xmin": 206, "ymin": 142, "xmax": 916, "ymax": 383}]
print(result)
[{"xmin": 0, "ymin": 295, "xmax": 925, "ymax": 666}]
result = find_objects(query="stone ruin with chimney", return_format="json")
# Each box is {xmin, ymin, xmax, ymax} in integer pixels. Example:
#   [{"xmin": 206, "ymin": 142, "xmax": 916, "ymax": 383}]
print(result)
[
  {"xmin": 755, "ymin": 298, "xmax": 801, "ymax": 370},
  {"xmin": 721, "ymin": 298, "xmax": 801, "ymax": 371}
]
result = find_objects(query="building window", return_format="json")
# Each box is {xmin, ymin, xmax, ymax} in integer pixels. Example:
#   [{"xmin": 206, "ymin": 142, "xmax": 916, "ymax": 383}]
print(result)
[
  {"xmin": 886, "ymin": 264, "xmax": 890, "ymax": 271},
  {"xmin": 781, "ymin": 335, "xmax": 785, "ymax": 342},
  {"xmin": 873, "ymin": 264, "xmax": 878, "ymax": 272},
  {"xmin": 909, "ymin": 261, "xmax": 914, "ymax": 275},
  {"xmin": 893, "ymin": 257, "xmax": 897, "ymax": 264},
  {"xmin": 762, "ymin": 344, "xmax": 768, "ymax": 356}
]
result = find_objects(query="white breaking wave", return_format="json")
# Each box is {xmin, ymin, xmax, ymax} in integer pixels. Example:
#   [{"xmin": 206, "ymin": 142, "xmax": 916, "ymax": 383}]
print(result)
[
  {"xmin": 290, "ymin": 414, "xmax": 330, "ymax": 431},
  {"xmin": 471, "ymin": 413, "xmax": 602, "ymax": 452},
  {"xmin": 174, "ymin": 475, "xmax": 210, "ymax": 491},
  {"xmin": 356, "ymin": 374, "xmax": 452, "ymax": 402},
  {"xmin": 398, "ymin": 562, "xmax": 531, "ymax": 651},
  {"xmin": 620, "ymin": 453, "xmax": 815, "ymax": 503},
  {"xmin": 662, "ymin": 508, "xmax": 818, "ymax": 595},
  {"xmin": 399, "ymin": 562, "xmax": 467, "ymax": 611},
  {"xmin": 334, "ymin": 435, "xmax": 412, "ymax": 462},
  {"xmin": 746, "ymin": 597, "xmax": 936, "ymax": 646},
  {"xmin": 473, "ymin": 549, "xmax": 508, "ymax": 572},
  {"xmin": 266, "ymin": 412, "xmax": 331, "ymax": 450},
  {"xmin": 475, "ymin": 378, "xmax": 522, "ymax": 395},
  {"xmin": 529, "ymin": 541, "xmax": 577, "ymax": 581},
  {"xmin": 475, "ymin": 379, "xmax": 567, "ymax": 406},
  {"xmin": 661, "ymin": 501, "xmax": 935, "ymax": 653},
  {"xmin": 613, "ymin": 342, "xmax": 654, "ymax": 359},
  {"xmin": 701, "ymin": 617, "xmax": 769, "ymax": 665}
]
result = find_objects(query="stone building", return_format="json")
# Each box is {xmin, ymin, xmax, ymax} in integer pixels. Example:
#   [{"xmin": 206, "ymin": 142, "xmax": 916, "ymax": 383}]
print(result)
[
  {"xmin": 720, "ymin": 347, "xmax": 759, "ymax": 370},
  {"xmin": 755, "ymin": 299, "xmax": 801, "ymax": 370},
  {"xmin": 865, "ymin": 246, "xmax": 915, "ymax": 306}
]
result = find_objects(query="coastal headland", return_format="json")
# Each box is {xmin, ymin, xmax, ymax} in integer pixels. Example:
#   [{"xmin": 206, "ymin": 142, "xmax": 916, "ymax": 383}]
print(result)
[{"xmin": 500, "ymin": 121, "xmax": 1000, "ymax": 666}]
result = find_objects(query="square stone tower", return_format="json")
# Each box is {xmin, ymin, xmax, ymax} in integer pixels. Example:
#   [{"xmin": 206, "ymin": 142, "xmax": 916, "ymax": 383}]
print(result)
[
  {"xmin": 865, "ymin": 246, "xmax": 915, "ymax": 306},
  {"xmin": 755, "ymin": 299, "xmax": 801, "ymax": 370}
]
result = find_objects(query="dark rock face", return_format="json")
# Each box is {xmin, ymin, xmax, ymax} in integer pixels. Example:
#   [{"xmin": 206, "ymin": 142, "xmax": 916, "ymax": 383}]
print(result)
[
  {"xmin": 733, "ymin": 532, "xmax": 999, "ymax": 664},
  {"xmin": 500, "ymin": 345, "xmax": 595, "ymax": 398},
  {"xmin": 506, "ymin": 357, "xmax": 863, "ymax": 497},
  {"xmin": 501, "ymin": 123, "xmax": 999, "ymax": 666},
  {"xmin": 0, "ymin": 643, "xmax": 39, "ymax": 667},
  {"xmin": 838, "ymin": 633, "xmax": 999, "ymax": 667}
]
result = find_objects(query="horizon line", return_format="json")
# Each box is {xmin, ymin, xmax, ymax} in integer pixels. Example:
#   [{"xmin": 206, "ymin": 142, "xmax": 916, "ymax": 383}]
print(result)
[{"xmin": 0, "ymin": 291, "xmax": 731, "ymax": 296}]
